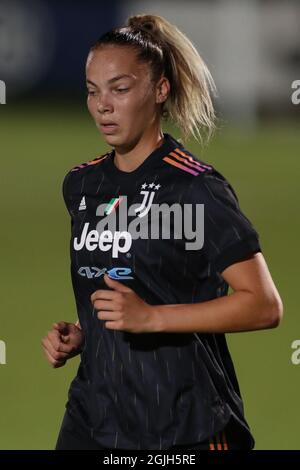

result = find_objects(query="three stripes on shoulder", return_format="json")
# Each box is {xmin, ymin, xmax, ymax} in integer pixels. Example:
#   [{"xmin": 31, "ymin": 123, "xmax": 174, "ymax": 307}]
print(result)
[{"xmin": 163, "ymin": 148, "xmax": 213, "ymax": 176}]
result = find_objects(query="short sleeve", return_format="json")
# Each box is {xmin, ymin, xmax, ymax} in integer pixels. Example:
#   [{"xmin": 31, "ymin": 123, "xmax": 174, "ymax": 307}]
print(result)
[
  {"xmin": 62, "ymin": 170, "xmax": 73, "ymax": 218},
  {"xmin": 200, "ymin": 171, "xmax": 262, "ymax": 274}
]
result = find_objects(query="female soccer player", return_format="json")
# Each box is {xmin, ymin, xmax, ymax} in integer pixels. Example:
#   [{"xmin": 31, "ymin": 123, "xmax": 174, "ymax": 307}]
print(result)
[{"xmin": 42, "ymin": 14, "xmax": 283, "ymax": 451}]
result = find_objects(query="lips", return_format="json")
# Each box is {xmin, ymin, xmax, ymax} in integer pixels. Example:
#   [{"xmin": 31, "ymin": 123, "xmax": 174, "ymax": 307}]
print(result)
[{"xmin": 100, "ymin": 122, "xmax": 118, "ymax": 134}]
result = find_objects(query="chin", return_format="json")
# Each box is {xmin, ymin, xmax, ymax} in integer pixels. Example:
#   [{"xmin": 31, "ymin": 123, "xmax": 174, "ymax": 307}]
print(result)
[
  {"xmin": 102, "ymin": 131, "xmax": 127, "ymax": 148},
  {"xmin": 100, "ymin": 132, "xmax": 119, "ymax": 144}
]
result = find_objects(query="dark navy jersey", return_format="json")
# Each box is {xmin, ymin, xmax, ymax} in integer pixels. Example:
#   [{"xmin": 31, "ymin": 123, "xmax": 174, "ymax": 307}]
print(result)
[{"xmin": 62, "ymin": 132, "xmax": 261, "ymax": 450}]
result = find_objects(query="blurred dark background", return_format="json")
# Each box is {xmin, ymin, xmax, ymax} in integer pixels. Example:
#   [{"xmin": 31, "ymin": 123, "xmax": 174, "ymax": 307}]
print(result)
[
  {"xmin": 0, "ymin": 0, "xmax": 299, "ymax": 450},
  {"xmin": 1, "ymin": 0, "xmax": 300, "ymax": 120}
]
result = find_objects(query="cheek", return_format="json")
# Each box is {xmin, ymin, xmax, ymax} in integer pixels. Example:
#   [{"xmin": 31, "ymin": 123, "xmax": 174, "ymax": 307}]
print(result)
[
  {"xmin": 135, "ymin": 89, "xmax": 155, "ymax": 115},
  {"xmin": 87, "ymin": 97, "xmax": 97, "ymax": 117},
  {"xmin": 119, "ymin": 94, "xmax": 150, "ymax": 119}
]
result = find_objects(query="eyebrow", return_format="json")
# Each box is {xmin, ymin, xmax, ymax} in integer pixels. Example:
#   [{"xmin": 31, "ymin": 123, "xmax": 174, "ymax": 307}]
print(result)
[{"xmin": 86, "ymin": 74, "xmax": 134, "ymax": 87}]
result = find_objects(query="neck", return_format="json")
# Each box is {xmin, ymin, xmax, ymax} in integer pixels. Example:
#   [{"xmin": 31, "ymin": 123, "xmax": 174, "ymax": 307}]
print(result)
[{"xmin": 113, "ymin": 129, "xmax": 164, "ymax": 173}]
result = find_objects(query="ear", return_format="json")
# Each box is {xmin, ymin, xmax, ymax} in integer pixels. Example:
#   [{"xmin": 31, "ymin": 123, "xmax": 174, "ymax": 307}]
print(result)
[{"xmin": 156, "ymin": 75, "xmax": 170, "ymax": 105}]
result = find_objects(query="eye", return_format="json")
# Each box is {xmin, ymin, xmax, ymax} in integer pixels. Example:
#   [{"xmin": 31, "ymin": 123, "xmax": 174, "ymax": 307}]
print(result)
[
  {"xmin": 87, "ymin": 90, "xmax": 96, "ymax": 96},
  {"xmin": 116, "ymin": 88, "xmax": 129, "ymax": 93}
]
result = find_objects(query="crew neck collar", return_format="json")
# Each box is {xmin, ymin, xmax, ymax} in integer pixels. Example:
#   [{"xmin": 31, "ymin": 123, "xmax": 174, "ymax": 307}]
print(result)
[{"xmin": 105, "ymin": 132, "xmax": 181, "ymax": 180}]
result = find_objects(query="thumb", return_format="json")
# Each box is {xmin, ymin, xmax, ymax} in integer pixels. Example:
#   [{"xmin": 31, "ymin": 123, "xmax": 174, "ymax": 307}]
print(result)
[
  {"xmin": 103, "ymin": 273, "xmax": 131, "ymax": 293},
  {"xmin": 60, "ymin": 334, "xmax": 70, "ymax": 343},
  {"xmin": 53, "ymin": 321, "xmax": 69, "ymax": 335}
]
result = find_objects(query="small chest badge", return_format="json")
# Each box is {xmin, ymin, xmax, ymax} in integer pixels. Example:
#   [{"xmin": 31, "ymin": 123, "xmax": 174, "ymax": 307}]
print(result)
[{"xmin": 134, "ymin": 182, "xmax": 161, "ymax": 218}]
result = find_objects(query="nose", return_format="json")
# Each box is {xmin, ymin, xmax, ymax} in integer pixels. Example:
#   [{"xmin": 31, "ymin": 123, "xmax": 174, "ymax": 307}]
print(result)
[{"xmin": 96, "ymin": 92, "xmax": 113, "ymax": 114}]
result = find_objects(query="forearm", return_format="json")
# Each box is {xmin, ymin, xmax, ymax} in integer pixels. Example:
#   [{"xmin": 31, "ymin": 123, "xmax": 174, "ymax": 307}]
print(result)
[{"xmin": 152, "ymin": 290, "xmax": 278, "ymax": 334}]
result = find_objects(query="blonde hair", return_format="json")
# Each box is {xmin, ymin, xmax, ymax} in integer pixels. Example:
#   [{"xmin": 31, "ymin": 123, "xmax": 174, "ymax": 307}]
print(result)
[{"xmin": 91, "ymin": 13, "xmax": 218, "ymax": 146}]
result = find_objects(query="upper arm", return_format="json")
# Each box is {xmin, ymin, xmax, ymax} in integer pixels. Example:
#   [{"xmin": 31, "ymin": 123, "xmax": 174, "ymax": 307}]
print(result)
[
  {"xmin": 221, "ymin": 252, "xmax": 283, "ymax": 324},
  {"xmin": 221, "ymin": 252, "xmax": 273, "ymax": 294},
  {"xmin": 194, "ymin": 172, "xmax": 283, "ymax": 325}
]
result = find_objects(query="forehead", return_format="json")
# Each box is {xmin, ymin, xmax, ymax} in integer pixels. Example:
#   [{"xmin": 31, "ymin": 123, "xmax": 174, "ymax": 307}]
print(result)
[{"xmin": 86, "ymin": 45, "xmax": 149, "ymax": 79}]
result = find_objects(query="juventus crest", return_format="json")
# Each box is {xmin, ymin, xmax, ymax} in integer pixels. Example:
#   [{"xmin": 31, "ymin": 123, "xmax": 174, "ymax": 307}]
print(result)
[{"xmin": 134, "ymin": 182, "xmax": 161, "ymax": 218}]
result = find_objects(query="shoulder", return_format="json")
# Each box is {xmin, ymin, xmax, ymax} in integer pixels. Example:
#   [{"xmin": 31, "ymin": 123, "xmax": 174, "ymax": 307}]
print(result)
[
  {"xmin": 68, "ymin": 149, "xmax": 112, "ymax": 173},
  {"xmin": 62, "ymin": 149, "xmax": 112, "ymax": 189},
  {"xmin": 166, "ymin": 140, "xmax": 239, "ymax": 204},
  {"xmin": 162, "ymin": 142, "xmax": 215, "ymax": 178},
  {"xmin": 62, "ymin": 150, "xmax": 112, "ymax": 208}
]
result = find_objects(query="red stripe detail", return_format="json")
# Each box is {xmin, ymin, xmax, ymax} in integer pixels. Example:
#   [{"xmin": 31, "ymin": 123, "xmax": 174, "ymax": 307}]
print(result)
[{"xmin": 114, "ymin": 197, "xmax": 122, "ymax": 210}]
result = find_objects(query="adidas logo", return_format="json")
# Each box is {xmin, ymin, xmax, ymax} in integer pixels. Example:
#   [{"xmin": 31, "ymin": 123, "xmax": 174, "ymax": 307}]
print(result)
[{"xmin": 79, "ymin": 196, "xmax": 86, "ymax": 211}]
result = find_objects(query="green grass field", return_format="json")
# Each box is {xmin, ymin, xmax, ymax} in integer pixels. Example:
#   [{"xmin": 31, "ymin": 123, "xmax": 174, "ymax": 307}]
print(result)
[{"xmin": 0, "ymin": 102, "xmax": 299, "ymax": 449}]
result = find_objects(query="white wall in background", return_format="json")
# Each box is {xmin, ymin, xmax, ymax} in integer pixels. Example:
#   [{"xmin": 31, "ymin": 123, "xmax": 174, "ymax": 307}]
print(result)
[{"xmin": 118, "ymin": 0, "xmax": 300, "ymax": 124}]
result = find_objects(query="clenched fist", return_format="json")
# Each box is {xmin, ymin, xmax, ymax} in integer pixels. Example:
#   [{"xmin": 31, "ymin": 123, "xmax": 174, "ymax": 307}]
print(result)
[{"xmin": 42, "ymin": 321, "xmax": 84, "ymax": 368}]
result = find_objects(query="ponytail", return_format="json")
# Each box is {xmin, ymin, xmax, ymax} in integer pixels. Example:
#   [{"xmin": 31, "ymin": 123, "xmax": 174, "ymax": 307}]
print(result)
[{"xmin": 91, "ymin": 13, "xmax": 218, "ymax": 146}]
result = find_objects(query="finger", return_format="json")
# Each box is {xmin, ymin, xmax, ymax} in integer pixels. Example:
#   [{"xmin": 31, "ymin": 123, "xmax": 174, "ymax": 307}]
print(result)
[
  {"xmin": 42, "ymin": 337, "xmax": 70, "ymax": 360},
  {"xmin": 60, "ymin": 333, "xmax": 75, "ymax": 344},
  {"xmin": 103, "ymin": 273, "xmax": 132, "ymax": 293},
  {"xmin": 97, "ymin": 310, "xmax": 121, "ymax": 321},
  {"xmin": 47, "ymin": 331, "xmax": 73, "ymax": 353},
  {"xmin": 53, "ymin": 321, "xmax": 69, "ymax": 334},
  {"xmin": 47, "ymin": 329, "xmax": 62, "ymax": 349},
  {"xmin": 60, "ymin": 334, "xmax": 69, "ymax": 343},
  {"xmin": 104, "ymin": 320, "xmax": 124, "ymax": 331},
  {"xmin": 91, "ymin": 289, "xmax": 119, "ymax": 304},
  {"xmin": 94, "ymin": 300, "xmax": 118, "ymax": 311},
  {"xmin": 42, "ymin": 343, "xmax": 66, "ymax": 368}
]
